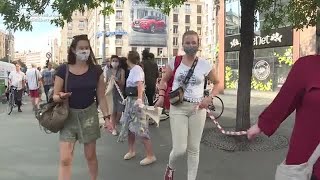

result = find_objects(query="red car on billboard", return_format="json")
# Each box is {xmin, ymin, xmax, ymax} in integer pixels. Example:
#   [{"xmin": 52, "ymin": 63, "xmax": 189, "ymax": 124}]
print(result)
[{"xmin": 132, "ymin": 15, "xmax": 166, "ymax": 33}]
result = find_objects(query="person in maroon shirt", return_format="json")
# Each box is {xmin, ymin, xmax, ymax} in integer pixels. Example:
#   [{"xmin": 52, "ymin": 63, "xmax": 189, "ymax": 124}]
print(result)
[{"xmin": 247, "ymin": 55, "xmax": 320, "ymax": 180}]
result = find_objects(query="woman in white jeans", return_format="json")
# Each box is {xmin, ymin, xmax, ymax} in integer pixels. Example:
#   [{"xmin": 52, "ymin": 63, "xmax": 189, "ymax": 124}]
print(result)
[{"xmin": 155, "ymin": 30, "xmax": 222, "ymax": 180}]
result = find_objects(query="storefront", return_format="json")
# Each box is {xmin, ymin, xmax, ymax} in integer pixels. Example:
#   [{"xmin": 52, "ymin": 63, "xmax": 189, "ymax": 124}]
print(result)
[{"xmin": 221, "ymin": 0, "xmax": 294, "ymax": 92}]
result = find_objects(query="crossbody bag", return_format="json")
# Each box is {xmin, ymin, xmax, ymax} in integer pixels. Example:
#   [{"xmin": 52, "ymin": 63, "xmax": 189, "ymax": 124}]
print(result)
[{"xmin": 169, "ymin": 57, "xmax": 198, "ymax": 105}]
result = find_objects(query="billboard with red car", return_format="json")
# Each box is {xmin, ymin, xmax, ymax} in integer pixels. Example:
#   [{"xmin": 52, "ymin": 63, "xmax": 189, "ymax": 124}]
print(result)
[{"xmin": 129, "ymin": 0, "xmax": 168, "ymax": 47}]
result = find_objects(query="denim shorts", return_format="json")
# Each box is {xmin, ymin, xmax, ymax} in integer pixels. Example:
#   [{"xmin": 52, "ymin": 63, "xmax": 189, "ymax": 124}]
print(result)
[{"xmin": 60, "ymin": 103, "xmax": 100, "ymax": 144}]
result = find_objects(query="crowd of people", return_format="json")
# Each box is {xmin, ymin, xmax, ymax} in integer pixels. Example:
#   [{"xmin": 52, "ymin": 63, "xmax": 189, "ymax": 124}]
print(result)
[
  {"xmin": 5, "ymin": 62, "xmax": 55, "ymax": 112},
  {"xmin": 4, "ymin": 30, "xmax": 319, "ymax": 180}
]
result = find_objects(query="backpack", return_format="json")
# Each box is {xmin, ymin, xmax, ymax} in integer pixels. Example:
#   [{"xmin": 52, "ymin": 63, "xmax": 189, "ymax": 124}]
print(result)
[{"xmin": 164, "ymin": 56, "xmax": 182, "ymax": 110}]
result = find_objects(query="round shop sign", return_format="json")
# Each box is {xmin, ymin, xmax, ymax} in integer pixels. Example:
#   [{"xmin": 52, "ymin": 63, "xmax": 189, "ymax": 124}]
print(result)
[{"xmin": 253, "ymin": 60, "xmax": 270, "ymax": 81}]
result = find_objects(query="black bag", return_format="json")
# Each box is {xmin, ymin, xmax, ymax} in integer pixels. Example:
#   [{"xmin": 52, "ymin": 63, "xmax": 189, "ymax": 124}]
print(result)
[
  {"xmin": 125, "ymin": 87, "xmax": 138, "ymax": 97},
  {"xmin": 169, "ymin": 57, "xmax": 198, "ymax": 105}
]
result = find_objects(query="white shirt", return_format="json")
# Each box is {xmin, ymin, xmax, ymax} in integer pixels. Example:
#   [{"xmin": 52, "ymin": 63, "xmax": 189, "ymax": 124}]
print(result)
[
  {"xmin": 26, "ymin": 68, "xmax": 42, "ymax": 90},
  {"xmin": 126, "ymin": 65, "xmax": 144, "ymax": 87},
  {"xmin": 169, "ymin": 57, "xmax": 212, "ymax": 100},
  {"xmin": 8, "ymin": 70, "xmax": 26, "ymax": 90}
]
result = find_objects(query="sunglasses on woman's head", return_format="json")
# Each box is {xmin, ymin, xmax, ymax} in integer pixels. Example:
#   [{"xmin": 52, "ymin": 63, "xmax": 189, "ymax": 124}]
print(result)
[{"xmin": 73, "ymin": 34, "xmax": 88, "ymax": 39}]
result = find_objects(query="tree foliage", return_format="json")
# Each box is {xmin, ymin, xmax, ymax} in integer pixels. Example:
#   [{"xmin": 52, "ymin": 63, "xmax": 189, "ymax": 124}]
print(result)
[
  {"xmin": 0, "ymin": 0, "xmax": 186, "ymax": 32},
  {"xmin": 257, "ymin": 0, "xmax": 320, "ymax": 31}
]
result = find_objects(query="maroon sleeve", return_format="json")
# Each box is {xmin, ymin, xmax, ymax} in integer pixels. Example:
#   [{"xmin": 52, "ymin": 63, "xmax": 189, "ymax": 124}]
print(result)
[{"xmin": 258, "ymin": 57, "xmax": 307, "ymax": 136}]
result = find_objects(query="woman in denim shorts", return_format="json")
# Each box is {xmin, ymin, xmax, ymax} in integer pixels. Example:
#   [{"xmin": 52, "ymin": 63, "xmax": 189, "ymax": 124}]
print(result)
[{"xmin": 53, "ymin": 35, "xmax": 110, "ymax": 180}]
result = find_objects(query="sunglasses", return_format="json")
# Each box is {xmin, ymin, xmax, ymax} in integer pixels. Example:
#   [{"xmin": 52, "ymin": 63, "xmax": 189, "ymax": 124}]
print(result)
[{"xmin": 73, "ymin": 34, "xmax": 88, "ymax": 39}]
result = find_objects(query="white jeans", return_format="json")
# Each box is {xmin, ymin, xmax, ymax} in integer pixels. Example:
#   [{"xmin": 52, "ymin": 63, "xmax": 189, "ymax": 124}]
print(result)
[{"xmin": 168, "ymin": 101, "xmax": 207, "ymax": 180}]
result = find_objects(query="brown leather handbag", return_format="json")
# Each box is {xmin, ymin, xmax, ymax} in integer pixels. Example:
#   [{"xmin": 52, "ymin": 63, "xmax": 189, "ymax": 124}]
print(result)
[
  {"xmin": 169, "ymin": 58, "xmax": 198, "ymax": 105},
  {"xmin": 35, "ymin": 65, "xmax": 69, "ymax": 133}
]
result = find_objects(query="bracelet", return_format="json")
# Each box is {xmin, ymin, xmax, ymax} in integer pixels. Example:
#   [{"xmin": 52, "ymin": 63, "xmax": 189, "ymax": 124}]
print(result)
[{"xmin": 159, "ymin": 89, "xmax": 166, "ymax": 92}]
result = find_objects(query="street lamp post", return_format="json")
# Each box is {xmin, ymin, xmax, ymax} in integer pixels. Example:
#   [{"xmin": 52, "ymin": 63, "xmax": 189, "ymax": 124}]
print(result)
[{"xmin": 101, "ymin": 2, "xmax": 106, "ymax": 63}]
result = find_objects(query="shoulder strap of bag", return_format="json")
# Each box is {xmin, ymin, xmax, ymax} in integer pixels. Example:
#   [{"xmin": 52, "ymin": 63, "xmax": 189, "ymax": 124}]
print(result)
[
  {"xmin": 182, "ymin": 57, "xmax": 198, "ymax": 85},
  {"xmin": 35, "ymin": 69, "xmax": 38, "ymax": 87},
  {"xmin": 65, "ymin": 65, "xmax": 69, "ymax": 92},
  {"xmin": 173, "ymin": 56, "xmax": 182, "ymax": 75},
  {"xmin": 308, "ymin": 143, "xmax": 320, "ymax": 166}
]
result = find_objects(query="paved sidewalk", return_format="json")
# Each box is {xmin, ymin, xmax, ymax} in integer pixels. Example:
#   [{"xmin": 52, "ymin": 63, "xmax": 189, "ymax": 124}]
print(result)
[{"xmin": 0, "ymin": 94, "xmax": 295, "ymax": 180}]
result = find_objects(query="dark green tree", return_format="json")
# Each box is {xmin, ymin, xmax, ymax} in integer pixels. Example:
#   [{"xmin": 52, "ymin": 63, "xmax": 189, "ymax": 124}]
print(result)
[{"xmin": 0, "ymin": 0, "xmax": 185, "ymax": 31}]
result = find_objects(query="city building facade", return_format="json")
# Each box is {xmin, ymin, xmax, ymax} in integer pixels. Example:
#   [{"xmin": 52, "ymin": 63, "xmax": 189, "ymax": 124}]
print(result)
[
  {"xmin": 0, "ymin": 30, "xmax": 15, "ymax": 62},
  {"xmin": 25, "ymin": 51, "xmax": 47, "ymax": 68},
  {"xmin": 85, "ymin": 0, "xmax": 208, "ymax": 66},
  {"xmin": 217, "ymin": 0, "xmax": 318, "ymax": 92},
  {"xmin": 59, "ymin": 10, "xmax": 88, "ymax": 63}
]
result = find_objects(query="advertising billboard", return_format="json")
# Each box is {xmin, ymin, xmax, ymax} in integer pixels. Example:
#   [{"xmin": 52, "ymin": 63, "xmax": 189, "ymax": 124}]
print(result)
[{"xmin": 129, "ymin": 0, "xmax": 168, "ymax": 47}]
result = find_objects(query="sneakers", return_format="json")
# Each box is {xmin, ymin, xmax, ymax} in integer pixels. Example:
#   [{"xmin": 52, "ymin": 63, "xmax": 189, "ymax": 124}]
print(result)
[
  {"xmin": 164, "ymin": 165, "xmax": 174, "ymax": 180},
  {"xmin": 140, "ymin": 156, "xmax": 156, "ymax": 166},
  {"xmin": 123, "ymin": 152, "xmax": 136, "ymax": 160},
  {"xmin": 123, "ymin": 152, "xmax": 156, "ymax": 166}
]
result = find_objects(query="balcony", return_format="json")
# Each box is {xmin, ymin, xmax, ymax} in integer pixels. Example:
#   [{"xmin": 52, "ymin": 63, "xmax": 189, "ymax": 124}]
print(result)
[{"xmin": 115, "ymin": 39, "xmax": 123, "ymax": 45}]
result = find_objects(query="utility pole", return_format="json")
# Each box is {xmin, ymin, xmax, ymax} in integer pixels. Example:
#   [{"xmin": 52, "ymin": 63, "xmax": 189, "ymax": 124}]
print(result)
[
  {"xmin": 7, "ymin": 28, "xmax": 12, "ymax": 63},
  {"xmin": 102, "ymin": 2, "xmax": 106, "ymax": 63}
]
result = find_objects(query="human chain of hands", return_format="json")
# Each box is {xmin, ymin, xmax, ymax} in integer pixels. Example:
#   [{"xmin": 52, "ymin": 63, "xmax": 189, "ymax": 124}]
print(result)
[{"xmin": 113, "ymin": 83, "xmax": 262, "ymax": 138}]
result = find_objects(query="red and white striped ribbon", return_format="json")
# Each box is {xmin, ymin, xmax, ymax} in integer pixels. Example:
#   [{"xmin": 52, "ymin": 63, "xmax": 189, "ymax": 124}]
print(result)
[
  {"xmin": 206, "ymin": 109, "xmax": 247, "ymax": 136},
  {"xmin": 113, "ymin": 82, "xmax": 246, "ymax": 135},
  {"xmin": 112, "ymin": 79, "xmax": 126, "ymax": 104}
]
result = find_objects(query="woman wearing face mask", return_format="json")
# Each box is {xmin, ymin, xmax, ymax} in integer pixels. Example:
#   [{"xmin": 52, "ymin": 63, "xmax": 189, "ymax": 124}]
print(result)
[
  {"xmin": 155, "ymin": 30, "xmax": 222, "ymax": 180},
  {"xmin": 53, "ymin": 34, "xmax": 109, "ymax": 180},
  {"xmin": 118, "ymin": 51, "xmax": 157, "ymax": 166},
  {"xmin": 105, "ymin": 55, "xmax": 125, "ymax": 136}
]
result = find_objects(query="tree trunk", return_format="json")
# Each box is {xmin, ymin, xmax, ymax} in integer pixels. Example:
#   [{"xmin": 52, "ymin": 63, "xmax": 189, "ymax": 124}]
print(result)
[{"xmin": 236, "ymin": 0, "xmax": 257, "ymax": 131}]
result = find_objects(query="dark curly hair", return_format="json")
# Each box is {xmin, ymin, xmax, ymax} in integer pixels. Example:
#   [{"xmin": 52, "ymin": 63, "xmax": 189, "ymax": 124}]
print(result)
[{"xmin": 67, "ymin": 34, "xmax": 97, "ymax": 65}]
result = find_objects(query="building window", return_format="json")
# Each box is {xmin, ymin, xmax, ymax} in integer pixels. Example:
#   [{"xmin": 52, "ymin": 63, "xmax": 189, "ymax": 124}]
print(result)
[
  {"xmin": 185, "ymin": 4, "xmax": 191, "ymax": 13},
  {"xmin": 116, "ymin": 22, "xmax": 122, "ymax": 31},
  {"xmin": 106, "ymin": 23, "xmax": 110, "ymax": 31},
  {"xmin": 197, "ymin": 16, "xmax": 201, "ymax": 24},
  {"xmin": 115, "ymin": 35, "xmax": 123, "ymax": 45},
  {"xmin": 173, "ymin": 14, "xmax": 178, "ymax": 23},
  {"xmin": 67, "ymin": 22, "xmax": 72, "ymax": 30},
  {"xmin": 157, "ymin": 48, "xmax": 163, "ymax": 56},
  {"xmin": 116, "ymin": 47, "xmax": 122, "ymax": 56},
  {"xmin": 173, "ymin": 49, "xmax": 178, "ymax": 56},
  {"xmin": 185, "ymin": 26, "xmax": 190, "ymax": 32},
  {"xmin": 67, "ymin": 37, "xmax": 73, "ymax": 46},
  {"xmin": 116, "ymin": 10, "xmax": 123, "ymax": 20},
  {"xmin": 132, "ymin": 47, "xmax": 137, "ymax": 51},
  {"xmin": 79, "ymin": 20, "xmax": 85, "ymax": 29},
  {"xmin": 173, "ymin": 37, "xmax": 178, "ymax": 46},
  {"xmin": 197, "ymin": 5, "xmax": 202, "ymax": 14},
  {"xmin": 173, "ymin": 25, "xmax": 178, "ymax": 34},
  {"xmin": 116, "ymin": 0, "xmax": 123, "ymax": 8},
  {"xmin": 197, "ymin": 27, "xmax": 202, "ymax": 35},
  {"xmin": 67, "ymin": 32, "xmax": 72, "ymax": 37},
  {"xmin": 185, "ymin": 15, "xmax": 190, "ymax": 24}
]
